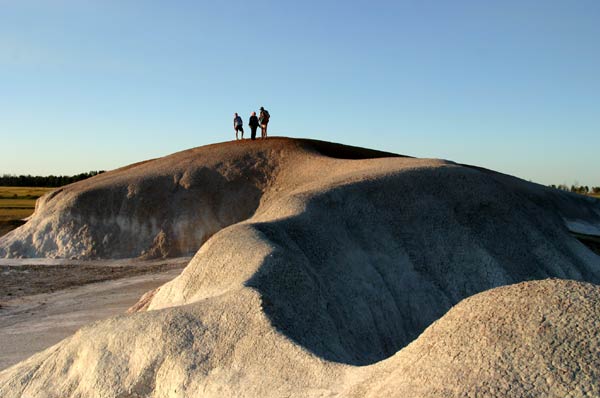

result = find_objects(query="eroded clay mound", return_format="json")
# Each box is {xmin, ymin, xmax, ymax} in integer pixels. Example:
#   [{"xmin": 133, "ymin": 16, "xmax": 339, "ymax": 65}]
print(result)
[
  {"xmin": 0, "ymin": 138, "xmax": 398, "ymax": 260},
  {"xmin": 145, "ymin": 162, "xmax": 600, "ymax": 367},
  {"xmin": 342, "ymin": 279, "xmax": 600, "ymax": 398},
  {"xmin": 0, "ymin": 143, "xmax": 277, "ymax": 259}
]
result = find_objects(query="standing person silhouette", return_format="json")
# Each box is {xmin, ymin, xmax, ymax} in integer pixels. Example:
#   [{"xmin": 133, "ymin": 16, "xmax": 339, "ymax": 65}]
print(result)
[
  {"xmin": 248, "ymin": 112, "xmax": 259, "ymax": 140},
  {"xmin": 259, "ymin": 107, "xmax": 270, "ymax": 139},
  {"xmin": 233, "ymin": 113, "xmax": 244, "ymax": 140}
]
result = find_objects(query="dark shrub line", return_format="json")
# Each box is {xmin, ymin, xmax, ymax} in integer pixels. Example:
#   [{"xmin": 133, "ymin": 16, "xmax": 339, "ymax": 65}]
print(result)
[
  {"xmin": 0, "ymin": 171, "xmax": 105, "ymax": 188},
  {"xmin": 549, "ymin": 184, "xmax": 600, "ymax": 195}
]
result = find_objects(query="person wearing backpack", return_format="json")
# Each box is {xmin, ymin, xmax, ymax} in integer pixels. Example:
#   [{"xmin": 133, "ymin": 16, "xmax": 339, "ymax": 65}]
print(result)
[
  {"xmin": 233, "ymin": 113, "xmax": 244, "ymax": 140},
  {"xmin": 249, "ymin": 111, "xmax": 259, "ymax": 140},
  {"xmin": 259, "ymin": 107, "xmax": 270, "ymax": 139}
]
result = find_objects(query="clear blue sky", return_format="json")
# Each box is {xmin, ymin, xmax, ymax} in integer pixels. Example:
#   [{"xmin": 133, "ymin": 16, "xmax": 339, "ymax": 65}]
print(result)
[{"xmin": 1, "ymin": 0, "xmax": 599, "ymax": 186}]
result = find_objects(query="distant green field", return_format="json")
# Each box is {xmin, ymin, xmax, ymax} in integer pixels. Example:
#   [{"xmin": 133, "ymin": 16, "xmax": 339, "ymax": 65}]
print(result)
[
  {"xmin": 0, "ymin": 187, "xmax": 54, "ymax": 236},
  {"xmin": 0, "ymin": 198, "xmax": 38, "ymax": 208},
  {"xmin": 0, "ymin": 186, "xmax": 54, "ymax": 199}
]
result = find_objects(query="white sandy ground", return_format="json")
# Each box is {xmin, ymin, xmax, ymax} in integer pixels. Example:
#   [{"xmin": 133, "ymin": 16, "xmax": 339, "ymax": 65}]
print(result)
[
  {"xmin": 0, "ymin": 138, "xmax": 599, "ymax": 397},
  {"xmin": 0, "ymin": 266, "xmax": 184, "ymax": 371}
]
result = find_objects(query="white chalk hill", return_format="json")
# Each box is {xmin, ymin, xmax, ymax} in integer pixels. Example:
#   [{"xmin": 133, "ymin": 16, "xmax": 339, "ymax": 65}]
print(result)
[{"xmin": 1, "ymin": 138, "xmax": 599, "ymax": 397}]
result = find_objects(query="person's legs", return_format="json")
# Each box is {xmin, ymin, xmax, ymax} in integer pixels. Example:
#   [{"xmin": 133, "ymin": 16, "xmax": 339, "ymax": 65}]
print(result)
[
  {"xmin": 251, "ymin": 127, "xmax": 257, "ymax": 140},
  {"xmin": 240, "ymin": 127, "xmax": 244, "ymax": 139},
  {"xmin": 261, "ymin": 124, "xmax": 266, "ymax": 139},
  {"xmin": 235, "ymin": 127, "xmax": 239, "ymax": 140},
  {"xmin": 264, "ymin": 123, "xmax": 268, "ymax": 138}
]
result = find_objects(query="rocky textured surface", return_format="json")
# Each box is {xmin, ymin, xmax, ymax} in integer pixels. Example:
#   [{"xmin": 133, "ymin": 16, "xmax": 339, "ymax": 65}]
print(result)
[
  {"xmin": 0, "ymin": 138, "xmax": 599, "ymax": 397},
  {"xmin": 2, "ymin": 279, "xmax": 599, "ymax": 398},
  {"xmin": 341, "ymin": 279, "xmax": 600, "ymax": 398}
]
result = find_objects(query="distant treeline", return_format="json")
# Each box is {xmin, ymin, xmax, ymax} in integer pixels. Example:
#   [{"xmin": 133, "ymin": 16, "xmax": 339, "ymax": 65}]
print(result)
[
  {"xmin": 0, "ymin": 171, "xmax": 105, "ymax": 187},
  {"xmin": 549, "ymin": 184, "xmax": 600, "ymax": 195}
]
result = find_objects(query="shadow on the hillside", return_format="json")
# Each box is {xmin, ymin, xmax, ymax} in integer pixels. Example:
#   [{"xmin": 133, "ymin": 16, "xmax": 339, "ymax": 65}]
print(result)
[
  {"xmin": 245, "ymin": 168, "xmax": 600, "ymax": 366},
  {"xmin": 573, "ymin": 233, "xmax": 600, "ymax": 255}
]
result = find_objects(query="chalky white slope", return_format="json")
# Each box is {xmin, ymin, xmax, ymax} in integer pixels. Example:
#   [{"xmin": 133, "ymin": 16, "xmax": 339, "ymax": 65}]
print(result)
[{"xmin": 1, "ymin": 138, "xmax": 599, "ymax": 397}]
